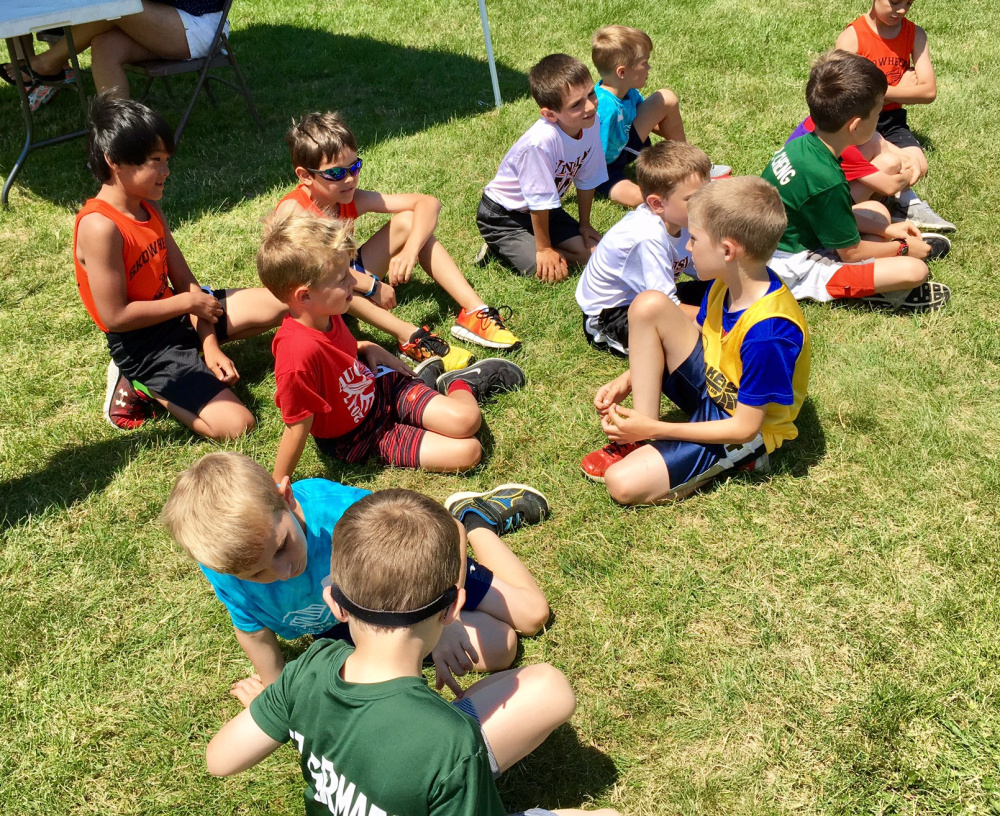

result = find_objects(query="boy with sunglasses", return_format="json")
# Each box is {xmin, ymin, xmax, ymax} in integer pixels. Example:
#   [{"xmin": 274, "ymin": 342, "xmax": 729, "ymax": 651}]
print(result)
[{"xmin": 276, "ymin": 112, "xmax": 520, "ymax": 372}]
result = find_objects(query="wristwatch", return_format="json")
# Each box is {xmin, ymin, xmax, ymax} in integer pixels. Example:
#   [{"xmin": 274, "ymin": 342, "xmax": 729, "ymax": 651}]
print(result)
[
  {"xmin": 361, "ymin": 274, "xmax": 381, "ymax": 298},
  {"xmin": 893, "ymin": 238, "xmax": 909, "ymax": 256}
]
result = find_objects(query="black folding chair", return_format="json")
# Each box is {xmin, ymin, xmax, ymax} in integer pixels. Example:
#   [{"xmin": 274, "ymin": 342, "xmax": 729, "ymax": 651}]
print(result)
[{"xmin": 125, "ymin": 0, "xmax": 262, "ymax": 143}]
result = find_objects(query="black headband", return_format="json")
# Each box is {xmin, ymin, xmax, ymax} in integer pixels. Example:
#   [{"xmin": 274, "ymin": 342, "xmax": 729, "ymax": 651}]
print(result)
[{"xmin": 329, "ymin": 583, "xmax": 458, "ymax": 628}]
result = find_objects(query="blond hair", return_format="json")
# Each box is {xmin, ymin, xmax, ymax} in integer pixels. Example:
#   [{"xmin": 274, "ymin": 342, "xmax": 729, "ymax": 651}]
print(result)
[
  {"xmin": 161, "ymin": 452, "xmax": 286, "ymax": 574},
  {"xmin": 687, "ymin": 176, "xmax": 788, "ymax": 263},
  {"xmin": 285, "ymin": 111, "xmax": 358, "ymax": 170},
  {"xmin": 591, "ymin": 25, "xmax": 653, "ymax": 75},
  {"xmin": 635, "ymin": 141, "xmax": 711, "ymax": 200},
  {"xmin": 331, "ymin": 490, "xmax": 461, "ymax": 630},
  {"xmin": 257, "ymin": 211, "xmax": 356, "ymax": 302}
]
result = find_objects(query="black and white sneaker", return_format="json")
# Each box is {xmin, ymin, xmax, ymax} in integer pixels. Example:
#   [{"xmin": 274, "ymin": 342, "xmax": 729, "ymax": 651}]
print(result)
[
  {"xmin": 436, "ymin": 358, "xmax": 525, "ymax": 403},
  {"xmin": 921, "ymin": 232, "xmax": 952, "ymax": 262},
  {"xmin": 413, "ymin": 356, "xmax": 445, "ymax": 389},
  {"xmin": 473, "ymin": 243, "xmax": 492, "ymax": 267},
  {"xmin": 861, "ymin": 281, "xmax": 951, "ymax": 313},
  {"xmin": 445, "ymin": 483, "xmax": 550, "ymax": 536}
]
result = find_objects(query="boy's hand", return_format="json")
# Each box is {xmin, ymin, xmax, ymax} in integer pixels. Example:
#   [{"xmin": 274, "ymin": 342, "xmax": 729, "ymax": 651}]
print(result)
[
  {"xmin": 357, "ymin": 342, "xmax": 416, "ymax": 377},
  {"xmin": 602, "ymin": 403, "xmax": 656, "ymax": 443},
  {"xmin": 230, "ymin": 674, "xmax": 266, "ymax": 708},
  {"xmin": 580, "ymin": 224, "xmax": 603, "ymax": 253},
  {"xmin": 896, "ymin": 68, "xmax": 918, "ymax": 88},
  {"xmin": 386, "ymin": 250, "xmax": 418, "ymax": 287},
  {"xmin": 204, "ymin": 346, "xmax": 240, "ymax": 385},
  {"xmin": 595, "ymin": 372, "xmax": 632, "ymax": 416},
  {"xmin": 899, "ymin": 154, "xmax": 921, "ymax": 186},
  {"xmin": 371, "ymin": 280, "xmax": 397, "ymax": 310},
  {"xmin": 884, "ymin": 221, "xmax": 931, "ymax": 260},
  {"xmin": 186, "ymin": 289, "xmax": 224, "ymax": 322},
  {"xmin": 432, "ymin": 621, "xmax": 479, "ymax": 697},
  {"xmin": 535, "ymin": 248, "xmax": 569, "ymax": 283}
]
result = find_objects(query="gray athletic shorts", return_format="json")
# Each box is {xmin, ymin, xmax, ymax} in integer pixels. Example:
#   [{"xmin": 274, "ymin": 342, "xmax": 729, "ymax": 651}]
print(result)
[{"xmin": 476, "ymin": 193, "xmax": 581, "ymax": 276}]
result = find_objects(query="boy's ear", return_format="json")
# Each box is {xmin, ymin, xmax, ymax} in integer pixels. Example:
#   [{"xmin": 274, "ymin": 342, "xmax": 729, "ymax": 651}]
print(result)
[
  {"xmin": 442, "ymin": 586, "xmax": 466, "ymax": 626},
  {"xmin": 845, "ymin": 114, "xmax": 863, "ymax": 136},
  {"xmin": 645, "ymin": 192, "xmax": 665, "ymax": 214},
  {"xmin": 721, "ymin": 237, "xmax": 741, "ymax": 262},
  {"xmin": 323, "ymin": 584, "xmax": 350, "ymax": 622},
  {"xmin": 291, "ymin": 284, "xmax": 311, "ymax": 308},
  {"xmin": 276, "ymin": 477, "xmax": 300, "ymax": 513},
  {"xmin": 294, "ymin": 166, "xmax": 312, "ymax": 183},
  {"xmin": 616, "ymin": 64, "xmax": 627, "ymax": 79},
  {"xmin": 539, "ymin": 106, "xmax": 560, "ymax": 124}
]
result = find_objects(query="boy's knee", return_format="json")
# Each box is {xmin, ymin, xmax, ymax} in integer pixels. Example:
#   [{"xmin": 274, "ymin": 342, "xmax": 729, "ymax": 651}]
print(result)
[
  {"xmin": 525, "ymin": 663, "xmax": 576, "ymax": 724},
  {"xmin": 628, "ymin": 289, "xmax": 672, "ymax": 325},
  {"xmin": 653, "ymin": 87, "xmax": 680, "ymax": 110},
  {"xmin": 450, "ymin": 403, "xmax": 483, "ymax": 437},
  {"xmin": 202, "ymin": 406, "xmax": 255, "ymax": 441},
  {"xmin": 604, "ymin": 464, "xmax": 639, "ymax": 505},
  {"xmin": 454, "ymin": 437, "xmax": 482, "ymax": 470},
  {"xmin": 900, "ymin": 258, "xmax": 929, "ymax": 286},
  {"xmin": 481, "ymin": 625, "xmax": 518, "ymax": 670},
  {"xmin": 517, "ymin": 596, "xmax": 551, "ymax": 636}
]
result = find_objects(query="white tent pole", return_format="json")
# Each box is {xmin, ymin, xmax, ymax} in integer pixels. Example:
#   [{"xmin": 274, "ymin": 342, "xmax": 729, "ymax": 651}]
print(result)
[{"xmin": 477, "ymin": 0, "xmax": 502, "ymax": 107}]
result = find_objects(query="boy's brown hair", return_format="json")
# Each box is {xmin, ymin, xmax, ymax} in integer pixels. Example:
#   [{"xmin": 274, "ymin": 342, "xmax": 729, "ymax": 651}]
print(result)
[
  {"xmin": 161, "ymin": 452, "xmax": 286, "ymax": 574},
  {"xmin": 591, "ymin": 25, "xmax": 653, "ymax": 76},
  {"xmin": 636, "ymin": 140, "xmax": 711, "ymax": 201},
  {"xmin": 330, "ymin": 490, "xmax": 461, "ymax": 625},
  {"xmin": 529, "ymin": 53, "xmax": 593, "ymax": 111},
  {"xmin": 687, "ymin": 176, "xmax": 788, "ymax": 263},
  {"xmin": 257, "ymin": 211, "xmax": 356, "ymax": 302},
  {"xmin": 285, "ymin": 111, "xmax": 358, "ymax": 171},
  {"xmin": 806, "ymin": 49, "xmax": 888, "ymax": 132}
]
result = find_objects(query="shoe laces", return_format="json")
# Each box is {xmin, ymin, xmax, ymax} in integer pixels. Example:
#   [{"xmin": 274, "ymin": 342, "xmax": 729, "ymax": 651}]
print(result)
[
  {"xmin": 481, "ymin": 305, "xmax": 513, "ymax": 329},
  {"xmin": 410, "ymin": 327, "xmax": 449, "ymax": 357}
]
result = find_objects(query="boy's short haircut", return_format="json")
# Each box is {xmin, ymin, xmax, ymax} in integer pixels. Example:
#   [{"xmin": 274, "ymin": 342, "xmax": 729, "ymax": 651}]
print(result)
[
  {"xmin": 257, "ymin": 211, "xmax": 357, "ymax": 302},
  {"xmin": 688, "ymin": 176, "xmax": 788, "ymax": 263},
  {"xmin": 331, "ymin": 489, "xmax": 461, "ymax": 626},
  {"xmin": 807, "ymin": 49, "xmax": 888, "ymax": 132},
  {"xmin": 529, "ymin": 53, "xmax": 593, "ymax": 111},
  {"xmin": 161, "ymin": 452, "xmax": 286, "ymax": 574},
  {"xmin": 285, "ymin": 111, "xmax": 358, "ymax": 171},
  {"xmin": 87, "ymin": 92, "xmax": 175, "ymax": 184},
  {"xmin": 635, "ymin": 141, "xmax": 711, "ymax": 200},
  {"xmin": 591, "ymin": 25, "xmax": 653, "ymax": 75}
]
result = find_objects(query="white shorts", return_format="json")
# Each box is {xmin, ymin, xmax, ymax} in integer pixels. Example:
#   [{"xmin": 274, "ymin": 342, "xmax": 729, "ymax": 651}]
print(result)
[
  {"xmin": 768, "ymin": 249, "xmax": 876, "ymax": 303},
  {"xmin": 175, "ymin": 8, "xmax": 228, "ymax": 59}
]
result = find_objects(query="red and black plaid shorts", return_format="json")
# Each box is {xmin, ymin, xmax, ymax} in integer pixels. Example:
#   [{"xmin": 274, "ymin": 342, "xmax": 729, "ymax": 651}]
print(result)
[{"xmin": 315, "ymin": 371, "xmax": 438, "ymax": 468}]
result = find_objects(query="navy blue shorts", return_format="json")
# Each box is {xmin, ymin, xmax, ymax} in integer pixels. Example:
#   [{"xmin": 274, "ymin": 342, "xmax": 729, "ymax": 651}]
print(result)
[
  {"xmin": 652, "ymin": 340, "xmax": 765, "ymax": 491},
  {"xmin": 596, "ymin": 125, "xmax": 651, "ymax": 198}
]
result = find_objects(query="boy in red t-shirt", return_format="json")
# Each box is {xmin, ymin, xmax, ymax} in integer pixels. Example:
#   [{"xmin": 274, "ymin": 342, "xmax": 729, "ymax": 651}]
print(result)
[
  {"xmin": 73, "ymin": 94, "xmax": 285, "ymax": 436},
  {"xmin": 257, "ymin": 212, "xmax": 525, "ymax": 482},
  {"xmin": 835, "ymin": 0, "xmax": 955, "ymax": 231}
]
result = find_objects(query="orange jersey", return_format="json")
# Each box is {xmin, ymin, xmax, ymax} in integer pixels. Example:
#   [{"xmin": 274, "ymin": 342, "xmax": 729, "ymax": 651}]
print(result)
[
  {"xmin": 74, "ymin": 198, "xmax": 173, "ymax": 333},
  {"xmin": 850, "ymin": 14, "xmax": 916, "ymax": 112},
  {"xmin": 278, "ymin": 184, "xmax": 359, "ymax": 224}
]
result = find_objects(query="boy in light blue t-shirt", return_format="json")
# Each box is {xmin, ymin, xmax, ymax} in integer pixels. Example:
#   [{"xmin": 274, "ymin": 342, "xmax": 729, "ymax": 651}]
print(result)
[{"xmin": 162, "ymin": 452, "xmax": 552, "ymax": 706}]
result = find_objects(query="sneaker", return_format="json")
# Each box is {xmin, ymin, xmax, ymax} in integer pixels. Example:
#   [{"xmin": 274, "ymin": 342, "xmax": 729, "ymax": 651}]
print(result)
[
  {"xmin": 103, "ymin": 360, "xmax": 149, "ymax": 430},
  {"xmin": 413, "ymin": 355, "xmax": 445, "ymax": 389},
  {"xmin": 861, "ymin": 280, "xmax": 951, "ymax": 313},
  {"xmin": 28, "ymin": 83, "xmax": 59, "ymax": 111},
  {"xmin": 444, "ymin": 483, "xmax": 550, "ymax": 536},
  {"xmin": 473, "ymin": 243, "xmax": 492, "ymax": 267},
  {"xmin": 894, "ymin": 199, "xmax": 956, "ymax": 233},
  {"xmin": 436, "ymin": 358, "xmax": 525, "ymax": 403},
  {"xmin": 451, "ymin": 306, "xmax": 521, "ymax": 350},
  {"xmin": 399, "ymin": 326, "xmax": 474, "ymax": 371},
  {"xmin": 580, "ymin": 441, "xmax": 644, "ymax": 482},
  {"xmin": 738, "ymin": 451, "xmax": 770, "ymax": 474},
  {"xmin": 710, "ymin": 163, "xmax": 732, "ymax": 180},
  {"xmin": 921, "ymin": 232, "xmax": 952, "ymax": 262}
]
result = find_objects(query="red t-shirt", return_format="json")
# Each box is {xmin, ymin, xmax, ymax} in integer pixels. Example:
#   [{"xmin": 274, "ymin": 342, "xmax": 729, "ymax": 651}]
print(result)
[{"xmin": 272, "ymin": 314, "xmax": 375, "ymax": 439}]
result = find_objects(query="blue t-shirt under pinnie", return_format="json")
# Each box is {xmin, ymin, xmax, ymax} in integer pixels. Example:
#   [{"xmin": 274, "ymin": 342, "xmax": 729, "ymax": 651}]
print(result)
[{"xmin": 200, "ymin": 479, "xmax": 370, "ymax": 639}]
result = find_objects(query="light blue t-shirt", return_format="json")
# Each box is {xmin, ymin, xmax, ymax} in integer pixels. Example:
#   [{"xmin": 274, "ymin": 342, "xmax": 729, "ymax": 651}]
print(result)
[
  {"xmin": 595, "ymin": 82, "xmax": 643, "ymax": 164},
  {"xmin": 200, "ymin": 479, "xmax": 370, "ymax": 639}
]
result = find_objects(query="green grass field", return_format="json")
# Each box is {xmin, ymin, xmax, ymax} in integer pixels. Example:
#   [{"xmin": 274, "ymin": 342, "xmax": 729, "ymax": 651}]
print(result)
[{"xmin": 2, "ymin": 0, "xmax": 1000, "ymax": 813}]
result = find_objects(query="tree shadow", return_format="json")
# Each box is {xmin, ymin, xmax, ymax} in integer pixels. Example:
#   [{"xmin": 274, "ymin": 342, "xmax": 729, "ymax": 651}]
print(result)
[{"xmin": 0, "ymin": 27, "xmax": 528, "ymax": 211}]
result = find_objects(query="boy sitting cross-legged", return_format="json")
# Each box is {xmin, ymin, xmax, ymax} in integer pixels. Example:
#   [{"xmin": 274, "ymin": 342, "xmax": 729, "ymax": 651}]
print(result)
[
  {"xmin": 581, "ymin": 177, "xmax": 811, "ymax": 506},
  {"xmin": 476, "ymin": 54, "xmax": 607, "ymax": 283},
  {"xmin": 73, "ymin": 94, "xmax": 286, "ymax": 437},
  {"xmin": 277, "ymin": 112, "xmax": 519, "ymax": 369},
  {"xmin": 257, "ymin": 212, "xmax": 525, "ymax": 483},
  {"xmin": 576, "ymin": 140, "xmax": 711, "ymax": 357},
  {"xmin": 162, "ymin": 452, "xmax": 553, "ymax": 706},
  {"xmin": 590, "ymin": 25, "xmax": 730, "ymax": 209},
  {"xmin": 762, "ymin": 50, "xmax": 951, "ymax": 312},
  {"xmin": 207, "ymin": 488, "xmax": 618, "ymax": 816}
]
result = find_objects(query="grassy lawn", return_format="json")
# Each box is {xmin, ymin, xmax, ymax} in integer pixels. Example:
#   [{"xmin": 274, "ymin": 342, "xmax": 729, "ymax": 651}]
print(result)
[{"xmin": 2, "ymin": 0, "xmax": 1000, "ymax": 813}]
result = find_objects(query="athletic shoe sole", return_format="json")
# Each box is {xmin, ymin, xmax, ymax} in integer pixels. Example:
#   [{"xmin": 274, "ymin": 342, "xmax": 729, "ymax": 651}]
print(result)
[
  {"xmin": 103, "ymin": 359, "xmax": 122, "ymax": 429},
  {"xmin": 450, "ymin": 324, "xmax": 519, "ymax": 350},
  {"xmin": 444, "ymin": 483, "xmax": 550, "ymax": 516},
  {"xmin": 473, "ymin": 243, "xmax": 491, "ymax": 266}
]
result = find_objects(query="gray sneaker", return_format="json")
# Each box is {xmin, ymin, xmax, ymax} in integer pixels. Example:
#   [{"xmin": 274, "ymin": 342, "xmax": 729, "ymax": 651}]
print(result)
[
  {"xmin": 473, "ymin": 243, "xmax": 492, "ymax": 266},
  {"xmin": 894, "ymin": 199, "xmax": 956, "ymax": 232},
  {"xmin": 861, "ymin": 281, "xmax": 951, "ymax": 313},
  {"xmin": 436, "ymin": 358, "xmax": 525, "ymax": 403},
  {"xmin": 921, "ymin": 232, "xmax": 952, "ymax": 262}
]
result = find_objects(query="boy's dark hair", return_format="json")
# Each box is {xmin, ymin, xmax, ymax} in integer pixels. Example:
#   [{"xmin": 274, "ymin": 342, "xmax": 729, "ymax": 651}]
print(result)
[
  {"xmin": 87, "ymin": 93, "xmax": 175, "ymax": 184},
  {"xmin": 806, "ymin": 49, "xmax": 888, "ymax": 132},
  {"xmin": 330, "ymin": 490, "xmax": 461, "ymax": 627},
  {"xmin": 529, "ymin": 54, "xmax": 592, "ymax": 111},
  {"xmin": 688, "ymin": 176, "xmax": 788, "ymax": 263},
  {"xmin": 591, "ymin": 25, "xmax": 653, "ymax": 76},
  {"xmin": 285, "ymin": 112, "xmax": 358, "ymax": 171},
  {"xmin": 636, "ymin": 141, "xmax": 711, "ymax": 201}
]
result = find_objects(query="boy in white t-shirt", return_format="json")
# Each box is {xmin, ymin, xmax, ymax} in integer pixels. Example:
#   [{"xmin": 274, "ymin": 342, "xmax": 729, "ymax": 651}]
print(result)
[
  {"xmin": 576, "ymin": 141, "xmax": 710, "ymax": 356},
  {"xmin": 476, "ymin": 54, "xmax": 608, "ymax": 283}
]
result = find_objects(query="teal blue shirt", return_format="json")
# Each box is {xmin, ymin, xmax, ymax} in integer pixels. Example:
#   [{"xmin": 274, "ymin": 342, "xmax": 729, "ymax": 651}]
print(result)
[{"xmin": 596, "ymin": 82, "xmax": 643, "ymax": 163}]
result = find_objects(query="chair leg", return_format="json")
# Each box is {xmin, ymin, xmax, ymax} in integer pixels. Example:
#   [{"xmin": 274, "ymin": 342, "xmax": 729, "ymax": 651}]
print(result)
[
  {"xmin": 138, "ymin": 76, "xmax": 154, "ymax": 103},
  {"xmin": 226, "ymin": 50, "xmax": 263, "ymax": 130}
]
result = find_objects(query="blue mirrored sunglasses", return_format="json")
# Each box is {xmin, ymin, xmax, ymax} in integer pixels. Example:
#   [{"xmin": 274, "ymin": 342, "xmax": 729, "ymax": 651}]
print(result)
[{"xmin": 309, "ymin": 157, "xmax": 363, "ymax": 182}]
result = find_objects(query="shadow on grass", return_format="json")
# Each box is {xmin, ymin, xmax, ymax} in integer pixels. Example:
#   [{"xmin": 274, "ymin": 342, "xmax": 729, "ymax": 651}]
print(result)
[{"xmin": 0, "ymin": 26, "xmax": 528, "ymax": 211}]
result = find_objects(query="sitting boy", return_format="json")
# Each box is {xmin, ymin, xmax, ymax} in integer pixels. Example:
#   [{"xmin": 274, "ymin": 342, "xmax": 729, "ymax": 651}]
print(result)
[
  {"xmin": 590, "ymin": 24, "xmax": 730, "ymax": 209},
  {"xmin": 206, "ymin": 489, "xmax": 618, "ymax": 816},
  {"xmin": 162, "ymin": 452, "xmax": 553, "ymax": 706},
  {"xmin": 581, "ymin": 177, "xmax": 811, "ymax": 506},
  {"xmin": 835, "ymin": 0, "xmax": 955, "ymax": 231},
  {"xmin": 762, "ymin": 50, "xmax": 951, "ymax": 312},
  {"xmin": 257, "ymin": 212, "xmax": 525, "ymax": 482},
  {"xmin": 476, "ymin": 54, "xmax": 607, "ymax": 283},
  {"xmin": 277, "ymin": 112, "xmax": 519, "ymax": 368},
  {"xmin": 576, "ymin": 140, "xmax": 710, "ymax": 356},
  {"xmin": 73, "ymin": 94, "xmax": 285, "ymax": 437}
]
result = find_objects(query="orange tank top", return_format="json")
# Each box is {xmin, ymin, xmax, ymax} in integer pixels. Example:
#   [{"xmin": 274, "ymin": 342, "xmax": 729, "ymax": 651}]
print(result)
[
  {"xmin": 850, "ymin": 14, "xmax": 915, "ymax": 112},
  {"xmin": 74, "ymin": 198, "xmax": 173, "ymax": 333},
  {"xmin": 278, "ymin": 184, "xmax": 359, "ymax": 225}
]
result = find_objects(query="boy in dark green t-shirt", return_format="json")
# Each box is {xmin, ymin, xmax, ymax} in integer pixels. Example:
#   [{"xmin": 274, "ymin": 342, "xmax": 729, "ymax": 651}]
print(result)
[
  {"xmin": 762, "ymin": 50, "xmax": 952, "ymax": 312},
  {"xmin": 207, "ymin": 489, "xmax": 618, "ymax": 816}
]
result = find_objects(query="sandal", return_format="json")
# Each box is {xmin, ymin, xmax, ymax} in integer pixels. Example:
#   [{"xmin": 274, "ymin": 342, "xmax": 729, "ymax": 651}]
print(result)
[
  {"xmin": 1, "ymin": 61, "xmax": 70, "ymax": 87},
  {"xmin": 0, "ymin": 62, "xmax": 32, "ymax": 88}
]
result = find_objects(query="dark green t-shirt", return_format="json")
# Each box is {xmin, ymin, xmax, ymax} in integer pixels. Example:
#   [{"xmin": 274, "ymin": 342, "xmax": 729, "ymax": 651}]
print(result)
[
  {"xmin": 762, "ymin": 132, "xmax": 860, "ymax": 254},
  {"xmin": 250, "ymin": 639, "xmax": 506, "ymax": 816}
]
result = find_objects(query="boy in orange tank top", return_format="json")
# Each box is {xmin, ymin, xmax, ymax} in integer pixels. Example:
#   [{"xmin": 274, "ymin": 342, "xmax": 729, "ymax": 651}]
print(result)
[
  {"xmin": 74, "ymin": 94, "xmax": 286, "ymax": 437},
  {"xmin": 835, "ymin": 0, "xmax": 955, "ymax": 231}
]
